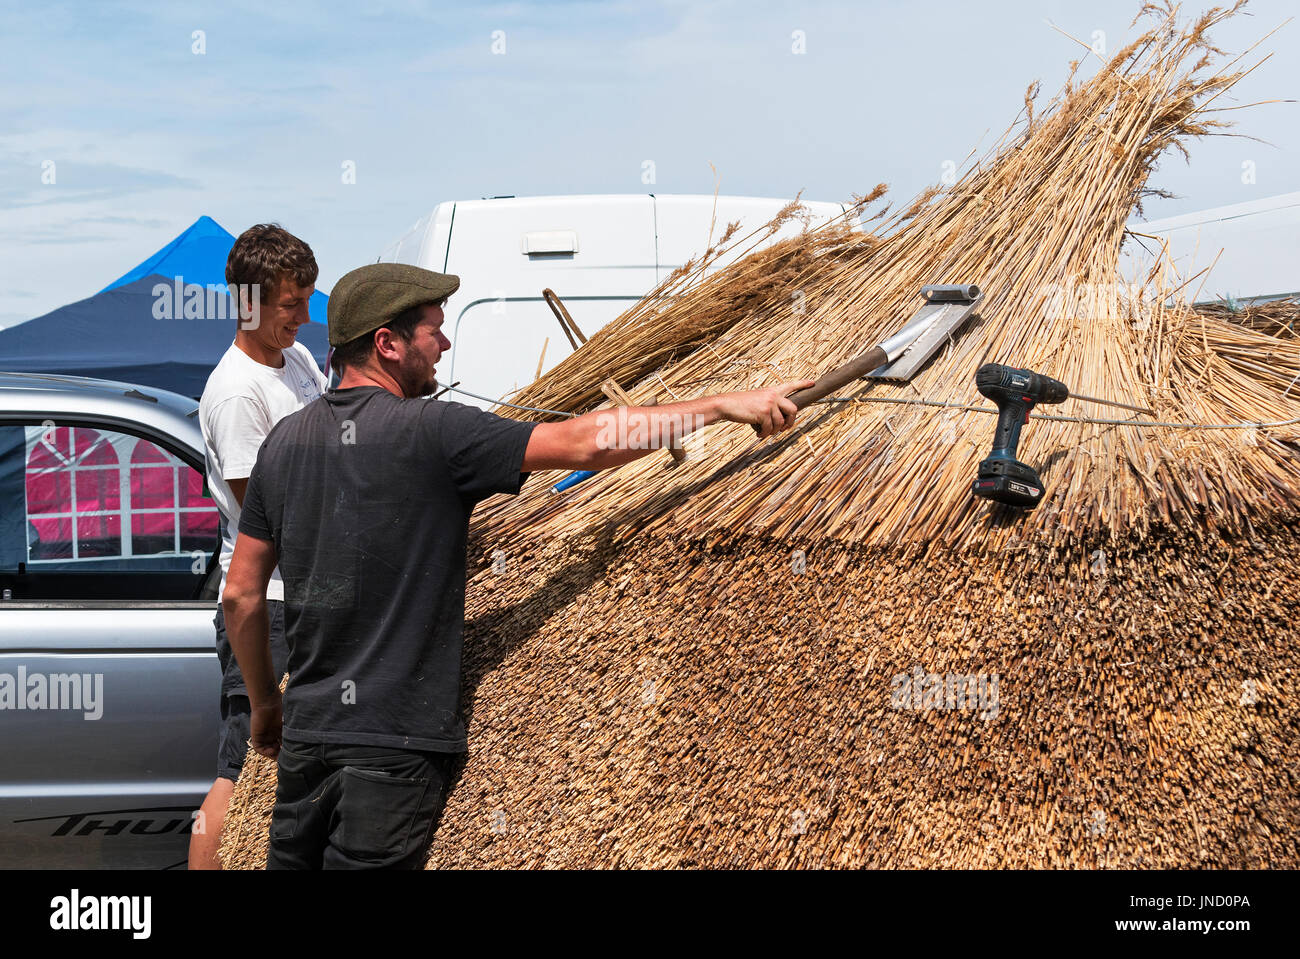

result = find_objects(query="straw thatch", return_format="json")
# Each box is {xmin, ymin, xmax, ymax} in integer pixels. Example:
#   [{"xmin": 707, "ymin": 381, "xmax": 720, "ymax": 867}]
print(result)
[
  {"xmin": 1197, "ymin": 298, "xmax": 1299, "ymax": 339},
  {"xmin": 220, "ymin": 2, "xmax": 1300, "ymax": 869}
]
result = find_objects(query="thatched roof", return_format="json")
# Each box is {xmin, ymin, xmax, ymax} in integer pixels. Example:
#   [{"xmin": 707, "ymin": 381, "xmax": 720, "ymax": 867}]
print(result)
[
  {"xmin": 1197, "ymin": 297, "xmax": 1299, "ymax": 338},
  {"xmin": 220, "ymin": 2, "xmax": 1300, "ymax": 869}
]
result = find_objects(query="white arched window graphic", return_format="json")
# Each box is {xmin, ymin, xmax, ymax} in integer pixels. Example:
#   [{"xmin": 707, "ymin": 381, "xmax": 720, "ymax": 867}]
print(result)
[
  {"xmin": 24, "ymin": 426, "xmax": 120, "ymax": 561},
  {"xmin": 24, "ymin": 426, "xmax": 217, "ymax": 563}
]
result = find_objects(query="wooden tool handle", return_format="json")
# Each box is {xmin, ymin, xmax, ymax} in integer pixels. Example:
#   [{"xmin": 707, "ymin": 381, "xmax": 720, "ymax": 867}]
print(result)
[
  {"xmin": 751, "ymin": 345, "xmax": 889, "ymax": 435},
  {"xmin": 786, "ymin": 345, "xmax": 888, "ymax": 409},
  {"xmin": 542, "ymin": 288, "xmax": 586, "ymax": 350}
]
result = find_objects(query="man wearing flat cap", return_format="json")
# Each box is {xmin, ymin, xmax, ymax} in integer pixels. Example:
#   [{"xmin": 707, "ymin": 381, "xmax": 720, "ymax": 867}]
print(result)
[{"xmin": 223, "ymin": 262, "xmax": 813, "ymax": 869}]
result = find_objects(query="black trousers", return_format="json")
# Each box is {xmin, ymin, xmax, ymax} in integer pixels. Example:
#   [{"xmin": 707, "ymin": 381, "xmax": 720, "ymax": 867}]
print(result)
[{"xmin": 267, "ymin": 738, "xmax": 460, "ymax": 870}]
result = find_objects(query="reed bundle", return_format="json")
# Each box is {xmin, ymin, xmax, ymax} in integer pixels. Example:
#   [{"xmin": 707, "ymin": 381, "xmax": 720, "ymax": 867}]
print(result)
[
  {"xmin": 1196, "ymin": 298, "xmax": 1299, "ymax": 339},
  {"xmin": 220, "ymin": 2, "xmax": 1299, "ymax": 869}
]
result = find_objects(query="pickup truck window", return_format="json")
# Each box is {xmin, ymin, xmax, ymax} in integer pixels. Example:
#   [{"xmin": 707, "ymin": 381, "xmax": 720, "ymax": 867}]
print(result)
[{"xmin": 0, "ymin": 423, "xmax": 219, "ymax": 601}]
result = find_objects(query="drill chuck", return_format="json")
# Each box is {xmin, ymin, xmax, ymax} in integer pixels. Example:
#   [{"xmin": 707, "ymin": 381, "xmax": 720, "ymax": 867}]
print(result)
[{"xmin": 974, "ymin": 364, "xmax": 1068, "ymax": 403}]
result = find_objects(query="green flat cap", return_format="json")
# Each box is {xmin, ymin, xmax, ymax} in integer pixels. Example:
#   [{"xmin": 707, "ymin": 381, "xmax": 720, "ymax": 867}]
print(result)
[{"xmin": 327, "ymin": 263, "xmax": 460, "ymax": 347}]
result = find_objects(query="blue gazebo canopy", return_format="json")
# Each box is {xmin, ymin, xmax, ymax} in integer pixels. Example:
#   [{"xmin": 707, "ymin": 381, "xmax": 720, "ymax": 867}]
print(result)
[
  {"xmin": 0, "ymin": 274, "xmax": 330, "ymax": 399},
  {"xmin": 99, "ymin": 215, "xmax": 329, "ymax": 325},
  {"xmin": 0, "ymin": 217, "xmax": 331, "ymax": 398}
]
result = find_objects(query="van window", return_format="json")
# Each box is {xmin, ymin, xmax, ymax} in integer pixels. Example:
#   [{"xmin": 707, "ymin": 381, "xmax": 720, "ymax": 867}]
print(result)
[
  {"xmin": 0, "ymin": 423, "xmax": 218, "ymax": 601},
  {"xmin": 449, "ymin": 297, "xmax": 641, "ymax": 406}
]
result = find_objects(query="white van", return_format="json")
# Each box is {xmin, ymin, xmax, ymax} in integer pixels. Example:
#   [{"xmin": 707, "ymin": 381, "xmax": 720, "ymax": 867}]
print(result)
[
  {"xmin": 378, "ymin": 194, "xmax": 849, "ymax": 409},
  {"xmin": 1122, "ymin": 191, "xmax": 1300, "ymax": 305}
]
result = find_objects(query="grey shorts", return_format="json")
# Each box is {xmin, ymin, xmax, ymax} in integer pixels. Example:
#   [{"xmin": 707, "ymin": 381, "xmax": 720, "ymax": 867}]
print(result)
[{"xmin": 213, "ymin": 601, "xmax": 290, "ymax": 781}]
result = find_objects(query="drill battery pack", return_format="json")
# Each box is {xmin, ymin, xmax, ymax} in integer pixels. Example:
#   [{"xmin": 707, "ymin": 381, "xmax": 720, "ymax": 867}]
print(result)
[{"xmin": 971, "ymin": 456, "xmax": 1044, "ymax": 509}]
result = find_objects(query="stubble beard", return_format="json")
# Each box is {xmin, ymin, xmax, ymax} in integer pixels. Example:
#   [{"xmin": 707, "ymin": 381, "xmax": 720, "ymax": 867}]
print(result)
[{"xmin": 404, "ymin": 363, "xmax": 437, "ymax": 398}]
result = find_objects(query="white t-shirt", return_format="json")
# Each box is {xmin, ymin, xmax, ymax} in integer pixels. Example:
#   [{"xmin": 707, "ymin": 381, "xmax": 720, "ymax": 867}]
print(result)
[{"xmin": 199, "ymin": 340, "xmax": 327, "ymax": 601}]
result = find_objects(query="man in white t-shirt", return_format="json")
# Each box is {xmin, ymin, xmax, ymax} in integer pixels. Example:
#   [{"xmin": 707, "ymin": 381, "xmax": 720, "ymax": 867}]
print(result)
[{"xmin": 191, "ymin": 224, "xmax": 327, "ymax": 869}]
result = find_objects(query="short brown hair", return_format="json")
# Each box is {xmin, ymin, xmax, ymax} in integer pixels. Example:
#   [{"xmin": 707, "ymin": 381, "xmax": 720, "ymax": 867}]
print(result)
[
  {"xmin": 225, "ymin": 223, "xmax": 318, "ymax": 305},
  {"xmin": 330, "ymin": 304, "xmax": 424, "ymax": 372}
]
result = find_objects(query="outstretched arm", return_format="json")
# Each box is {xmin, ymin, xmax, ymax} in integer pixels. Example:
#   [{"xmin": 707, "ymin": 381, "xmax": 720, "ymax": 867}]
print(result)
[{"xmin": 521, "ymin": 380, "xmax": 816, "ymax": 473}]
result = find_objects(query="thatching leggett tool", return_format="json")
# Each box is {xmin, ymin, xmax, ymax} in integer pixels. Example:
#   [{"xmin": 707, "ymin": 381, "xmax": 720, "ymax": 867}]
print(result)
[
  {"xmin": 752, "ymin": 283, "xmax": 984, "ymax": 433},
  {"xmin": 551, "ymin": 284, "xmax": 982, "ymax": 495}
]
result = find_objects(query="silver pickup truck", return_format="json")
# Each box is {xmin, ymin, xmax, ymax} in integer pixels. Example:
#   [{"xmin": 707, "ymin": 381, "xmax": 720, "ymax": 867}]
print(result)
[{"xmin": 0, "ymin": 372, "xmax": 222, "ymax": 869}]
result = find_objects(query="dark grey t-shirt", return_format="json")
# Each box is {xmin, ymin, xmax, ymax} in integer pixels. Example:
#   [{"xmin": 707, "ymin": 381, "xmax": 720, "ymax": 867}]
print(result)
[{"xmin": 238, "ymin": 386, "xmax": 537, "ymax": 752}]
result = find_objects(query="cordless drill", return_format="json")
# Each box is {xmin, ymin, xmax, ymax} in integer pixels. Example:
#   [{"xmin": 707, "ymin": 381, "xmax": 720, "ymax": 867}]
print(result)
[{"xmin": 970, "ymin": 363, "xmax": 1068, "ymax": 509}]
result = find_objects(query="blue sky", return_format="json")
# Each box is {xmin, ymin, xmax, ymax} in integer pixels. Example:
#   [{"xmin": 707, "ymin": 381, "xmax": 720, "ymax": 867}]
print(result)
[{"xmin": 1, "ymin": 0, "xmax": 1296, "ymax": 328}]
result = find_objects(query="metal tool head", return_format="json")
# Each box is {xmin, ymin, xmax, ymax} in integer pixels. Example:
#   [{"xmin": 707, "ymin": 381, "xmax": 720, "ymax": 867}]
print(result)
[{"xmin": 867, "ymin": 284, "xmax": 983, "ymax": 382}]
